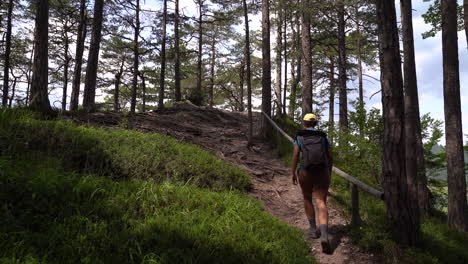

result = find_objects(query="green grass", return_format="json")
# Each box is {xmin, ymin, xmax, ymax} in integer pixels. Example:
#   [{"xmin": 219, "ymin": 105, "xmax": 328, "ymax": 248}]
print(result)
[
  {"xmin": 0, "ymin": 155, "xmax": 313, "ymax": 264},
  {"xmin": 0, "ymin": 108, "xmax": 315, "ymax": 264},
  {"xmin": 269, "ymin": 116, "xmax": 468, "ymax": 264},
  {"xmin": 0, "ymin": 108, "xmax": 250, "ymax": 192}
]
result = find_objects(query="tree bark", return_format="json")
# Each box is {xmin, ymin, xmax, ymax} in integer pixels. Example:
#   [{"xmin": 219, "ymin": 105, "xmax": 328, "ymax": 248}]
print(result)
[
  {"xmin": 174, "ymin": 0, "xmax": 181, "ymax": 102},
  {"xmin": 114, "ymin": 59, "xmax": 124, "ymax": 111},
  {"xmin": 130, "ymin": 0, "xmax": 140, "ymax": 113},
  {"xmin": 8, "ymin": 75, "xmax": 17, "ymax": 108},
  {"xmin": 441, "ymin": 0, "xmax": 468, "ymax": 232},
  {"xmin": 70, "ymin": 0, "xmax": 87, "ymax": 111},
  {"xmin": 376, "ymin": 0, "xmax": 419, "ymax": 246},
  {"xmin": 275, "ymin": 10, "xmax": 283, "ymax": 115},
  {"xmin": 209, "ymin": 30, "xmax": 216, "ymax": 108},
  {"xmin": 141, "ymin": 73, "xmax": 146, "ymax": 112},
  {"xmin": 239, "ymin": 48, "xmax": 245, "ymax": 112},
  {"xmin": 301, "ymin": 0, "xmax": 312, "ymax": 116},
  {"xmin": 338, "ymin": 1, "xmax": 348, "ymax": 131},
  {"xmin": 328, "ymin": 56, "xmax": 335, "ymax": 146},
  {"xmin": 2, "ymin": 0, "xmax": 13, "ymax": 107},
  {"xmin": 114, "ymin": 73, "xmax": 121, "ymax": 112},
  {"xmin": 356, "ymin": 6, "xmax": 363, "ymax": 109},
  {"xmin": 159, "ymin": 0, "xmax": 167, "ymax": 109},
  {"xmin": 289, "ymin": 12, "xmax": 301, "ymax": 118},
  {"xmin": 83, "ymin": 0, "xmax": 104, "ymax": 112},
  {"xmin": 196, "ymin": 1, "xmax": 203, "ymax": 104},
  {"xmin": 243, "ymin": 0, "xmax": 252, "ymax": 146},
  {"xmin": 400, "ymin": 0, "xmax": 429, "ymax": 215},
  {"xmin": 29, "ymin": 0, "xmax": 51, "ymax": 112},
  {"xmin": 62, "ymin": 31, "xmax": 70, "ymax": 111},
  {"xmin": 25, "ymin": 42, "xmax": 34, "ymax": 105},
  {"xmin": 283, "ymin": 16, "xmax": 288, "ymax": 116},
  {"xmin": 261, "ymin": 0, "xmax": 272, "ymax": 125}
]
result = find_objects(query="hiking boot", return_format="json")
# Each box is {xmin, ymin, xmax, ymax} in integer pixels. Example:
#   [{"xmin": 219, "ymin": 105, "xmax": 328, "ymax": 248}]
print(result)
[
  {"xmin": 320, "ymin": 224, "xmax": 332, "ymax": 254},
  {"xmin": 306, "ymin": 227, "xmax": 320, "ymax": 239}
]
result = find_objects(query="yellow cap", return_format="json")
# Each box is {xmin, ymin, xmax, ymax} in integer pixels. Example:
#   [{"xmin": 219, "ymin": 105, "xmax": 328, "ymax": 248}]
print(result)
[{"xmin": 303, "ymin": 113, "xmax": 317, "ymax": 121}]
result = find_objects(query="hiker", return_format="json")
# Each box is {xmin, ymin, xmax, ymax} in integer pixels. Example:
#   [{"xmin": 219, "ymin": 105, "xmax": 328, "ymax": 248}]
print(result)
[{"xmin": 291, "ymin": 113, "xmax": 333, "ymax": 254}]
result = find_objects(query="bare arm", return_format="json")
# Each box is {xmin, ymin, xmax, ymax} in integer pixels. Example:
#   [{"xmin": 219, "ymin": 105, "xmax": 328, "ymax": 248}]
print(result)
[{"xmin": 291, "ymin": 145, "xmax": 300, "ymax": 185}]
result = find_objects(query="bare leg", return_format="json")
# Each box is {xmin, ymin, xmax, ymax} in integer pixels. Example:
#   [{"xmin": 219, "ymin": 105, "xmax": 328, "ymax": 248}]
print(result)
[
  {"xmin": 313, "ymin": 188, "xmax": 329, "ymax": 226},
  {"xmin": 298, "ymin": 170, "xmax": 320, "ymax": 238},
  {"xmin": 311, "ymin": 169, "xmax": 332, "ymax": 253},
  {"xmin": 298, "ymin": 170, "xmax": 315, "ymax": 221}
]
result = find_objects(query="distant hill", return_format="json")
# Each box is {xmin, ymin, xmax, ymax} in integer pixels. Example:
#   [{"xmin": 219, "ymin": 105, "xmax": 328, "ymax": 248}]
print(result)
[{"xmin": 430, "ymin": 145, "xmax": 468, "ymax": 181}]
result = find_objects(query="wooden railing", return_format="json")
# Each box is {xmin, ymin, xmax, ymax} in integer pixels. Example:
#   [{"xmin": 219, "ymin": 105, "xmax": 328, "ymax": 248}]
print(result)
[{"xmin": 260, "ymin": 111, "xmax": 384, "ymax": 226}]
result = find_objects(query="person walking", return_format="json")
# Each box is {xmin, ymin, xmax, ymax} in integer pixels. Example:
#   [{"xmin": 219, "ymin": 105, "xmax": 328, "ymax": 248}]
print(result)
[{"xmin": 291, "ymin": 113, "xmax": 333, "ymax": 253}]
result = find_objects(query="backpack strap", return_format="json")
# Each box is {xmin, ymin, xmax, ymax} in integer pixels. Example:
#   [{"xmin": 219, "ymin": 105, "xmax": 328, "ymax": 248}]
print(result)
[{"xmin": 296, "ymin": 130, "xmax": 328, "ymax": 139}]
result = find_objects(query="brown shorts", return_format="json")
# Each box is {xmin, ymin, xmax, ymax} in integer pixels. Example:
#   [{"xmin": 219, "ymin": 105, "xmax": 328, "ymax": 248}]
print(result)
[{"xmin": 298, "ymin": 167, "xmax": 330, "ymax": 197}]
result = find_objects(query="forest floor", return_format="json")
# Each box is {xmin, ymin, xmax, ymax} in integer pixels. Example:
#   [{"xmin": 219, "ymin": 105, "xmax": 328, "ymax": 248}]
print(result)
[{"xmin": 66, "ymin": 102, "xmax": 379, "ymax": 264}]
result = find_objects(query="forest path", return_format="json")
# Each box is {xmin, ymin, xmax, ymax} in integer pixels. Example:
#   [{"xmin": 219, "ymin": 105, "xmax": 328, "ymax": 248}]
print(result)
[{"xmin": 67, "ymin": 103, "xmax": 378, "ymax": 264}]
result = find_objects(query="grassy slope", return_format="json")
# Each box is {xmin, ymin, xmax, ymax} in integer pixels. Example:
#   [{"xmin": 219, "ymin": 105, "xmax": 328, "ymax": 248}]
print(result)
[
  {"xmin": 270, "ymin": 118, "xmax": 468, "ymax": 264},
  {"xmin": 0, "ymin": 109, "xmax": 314, "ymax": 264}
]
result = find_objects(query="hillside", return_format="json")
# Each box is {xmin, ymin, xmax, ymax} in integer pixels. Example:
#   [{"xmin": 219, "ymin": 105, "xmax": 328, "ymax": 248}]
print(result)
[
  {"xmin": 65, "ymin": 102, "xmax": 378, "ymax": 264},
  {"xmin": 0, "ymin": 108, "xmax": 314, "ymax": 264}
]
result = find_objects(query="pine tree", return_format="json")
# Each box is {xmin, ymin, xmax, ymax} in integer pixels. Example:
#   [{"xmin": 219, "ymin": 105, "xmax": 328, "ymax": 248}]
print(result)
[
  {"xmin": 83, "ymin": 0, "xmax": 104, "ymax": 112},
  {"xmin": 29, "ymin": 0, "xmax": 51, "ymax": 112},
  {"xmin": 441, "ymin": 0, "xmax": 468, "ymax": 232},
  {"xmin": 376, "ymin": 0, "xmax": 419, "ymax": 246}
]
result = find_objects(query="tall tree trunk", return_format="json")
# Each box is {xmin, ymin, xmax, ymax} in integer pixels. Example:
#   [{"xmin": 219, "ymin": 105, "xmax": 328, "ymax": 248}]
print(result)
[
  {"xmin": 442, "ymin": 0, "xmax": 468, "ymax": 232},
  {"xmin": 301, "ymin": 0, "xmax": 312, "ymax": 116},
  {"xmin": 130, "ymin": 0, "xmax": 140, "ymax": 113},
  {"xmin": 141, "ymin": 73, "xmax": 146, "ymax": 112},
  {"xmin": 62, "ymin": 31, "xmax": 70, "ymax": 111},
  {"xmin": 174, "ymin": 0, "xmax": 181, "ymax": 102},
  {"xmin": 243, "ymin": 0, "xmax": 253, "ymax": 146},
  {"xmin": 401, "ymin": 0, "xmax": 429, "ymax": 215},
  {"xmin": 356, "ymin": 6, "xmax": 363, "ymax": 108},
  {"xmin": 70, "ymin": 0, "xmax": 86, "ymax": 111},
  {"xmin": 209, "ymin": 31, "xmax": 216, "ymax": 108},
  {"xmin": 114, "ymin": 59, "xmax": 124, "ymax": 111},
  {"xmin": 376, "ymin": 0, "xmax": 419, "ymax": 246},
  {"xmin": 328, "ymin": 56, "xmax": 335, "ymax": 146},
  {"xmin": 25, "ymin": 43, "xmax": 34, "ymax": 105},
  {"xmin": 2, "ymin": 0, "xmax": 13, "ymax": 107},
  {"xmin": 83, "ymin": 0, "xmax": 104, "ymax": 112},
  {"xmin": 239, "ymin": 48, "xmax": 245, "ymax": 112},
  {"xmin": 8, "ymin": 75, "xmax": 17, "ymax": 108},
  {"xmin": 289, "ymin": 12, "xmax": 301, "ymax": 118},
  {"xmin": 29, "ymin": 0, "xmax": 51, "ymax": 112},
  {"xmin": 114, "ymin": 73, "xmax": 121, "ymax": 111},
  {"xmin": 261, "ymin": 0, "xmax": 272, "ymax": 127},
  {"xmin": 355, "ymin": 5, "xmax": 365, "ymax": 140},
  {"xmin": 26, "ymin": 35, "xmax": 36, "ymax": 106},
  {"xmin": 159, "ymin": 0, "xmax": 167, "ymax": 109},
  {"xmin": 338, "ymin": 1, "xmax": 348, "ymax": 131},
  {"xmin": 196, "ymin": 1, "xmax": 203, "ymax": 104},
  {"xmin": 275, "ymin": 10, "xmax": 283, "ymax": 115},
  {"xmin": 283, "ymin": 16, "xmax": 288, "ymax": 115}
]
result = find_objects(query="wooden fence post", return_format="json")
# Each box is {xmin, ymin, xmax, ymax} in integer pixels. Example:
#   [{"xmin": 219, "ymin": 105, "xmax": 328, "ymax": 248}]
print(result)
[{"xmin": 351, "ymin": 183, "xmax": 361, "ymax": 226}]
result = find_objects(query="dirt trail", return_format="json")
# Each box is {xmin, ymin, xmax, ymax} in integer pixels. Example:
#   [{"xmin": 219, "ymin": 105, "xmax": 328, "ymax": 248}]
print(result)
[{"xmin": 67, "ymin": 103, "xmax": 378, "ymax": 264}]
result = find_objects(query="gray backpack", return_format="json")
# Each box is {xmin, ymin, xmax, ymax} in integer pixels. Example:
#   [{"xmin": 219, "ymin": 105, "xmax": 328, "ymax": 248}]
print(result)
[{"xmin": 296, "ymin": 130, "xmax": 328, "ymax": 170}]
